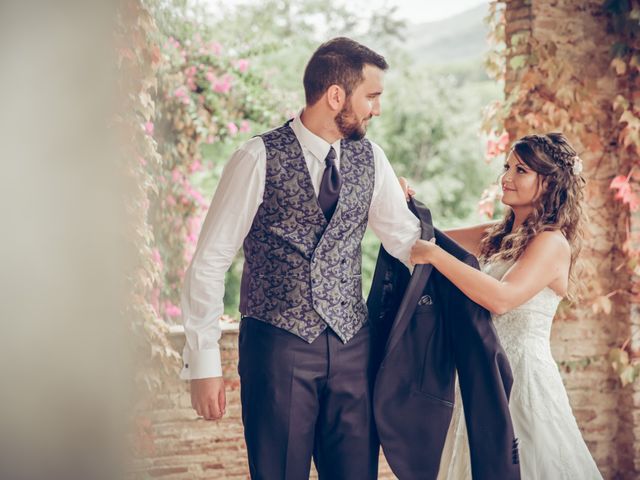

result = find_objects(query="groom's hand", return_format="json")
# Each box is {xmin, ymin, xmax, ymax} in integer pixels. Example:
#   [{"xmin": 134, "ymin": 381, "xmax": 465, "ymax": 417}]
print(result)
[
  {"xmin": 190, "ymin": 377, "xmax": 226, "ymax": 421},
  {"xmin": 398, "ymin": 176, "xmax": 415, "ymax": 201}
]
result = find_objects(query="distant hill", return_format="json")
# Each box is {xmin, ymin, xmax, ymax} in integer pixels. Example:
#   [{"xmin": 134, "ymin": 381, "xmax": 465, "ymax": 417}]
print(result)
[{"xmin": 402, "ymin": 4, "xmax": 490, "ymax": 66}]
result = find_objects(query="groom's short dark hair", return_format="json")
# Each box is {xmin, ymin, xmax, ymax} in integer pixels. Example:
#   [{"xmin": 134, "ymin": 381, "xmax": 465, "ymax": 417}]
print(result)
[{"xmin": 303, "ymin": 37, "xmax": 388, "ymax": 106}]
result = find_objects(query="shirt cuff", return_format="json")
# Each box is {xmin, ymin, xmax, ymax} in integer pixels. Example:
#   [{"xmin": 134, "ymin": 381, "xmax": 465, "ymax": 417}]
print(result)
[{"xmin": 179, "ymin": 347, "xmax": 223, "ymax": 380}]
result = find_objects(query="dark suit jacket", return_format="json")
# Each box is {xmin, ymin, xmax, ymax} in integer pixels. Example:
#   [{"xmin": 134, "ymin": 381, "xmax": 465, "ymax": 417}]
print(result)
[{"xmin": 368, "ymin": 198, "xmax": 520, "ymax": 480}]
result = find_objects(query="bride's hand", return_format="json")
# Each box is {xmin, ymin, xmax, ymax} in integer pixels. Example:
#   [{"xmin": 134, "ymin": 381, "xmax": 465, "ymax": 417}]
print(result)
[
  {"xmin": 398, "ymin": 177, "xmax": 415, "ymax": 201},
  {"xmin": 410, "ymin": 238, "xmax": 438, "ymax": 265}
]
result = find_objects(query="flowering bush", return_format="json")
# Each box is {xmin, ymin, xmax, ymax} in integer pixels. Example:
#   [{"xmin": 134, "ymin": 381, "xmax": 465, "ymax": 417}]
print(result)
[
  {"xmin": 146, "ymin": 18, "xmax": 284, "ymax": 333},
  {"xmin": 116, "ymin": 0, "xmax": 178, "ymax": 395}
]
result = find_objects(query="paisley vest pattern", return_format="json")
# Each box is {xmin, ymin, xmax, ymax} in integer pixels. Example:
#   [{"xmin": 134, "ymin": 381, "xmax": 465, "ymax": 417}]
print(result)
[{"xmin": 239, "ymin": 122, "xmax": 375, "ymax": 343}]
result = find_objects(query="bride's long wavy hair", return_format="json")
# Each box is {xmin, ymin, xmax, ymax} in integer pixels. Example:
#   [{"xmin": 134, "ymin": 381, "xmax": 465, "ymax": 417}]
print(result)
[{"xmin": 478, "ymin": 133, "xmax": 586, "ymax": 297}]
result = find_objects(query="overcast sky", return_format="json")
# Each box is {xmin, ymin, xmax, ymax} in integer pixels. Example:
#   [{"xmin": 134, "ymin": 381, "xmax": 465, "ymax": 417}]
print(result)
[
  {"xmin": 367, "ymin": 0, "xmax": 489, "ymax": 23},
  {"xmin": 206, "ymin": 0, "xmax": 490, "ymax": 25}
]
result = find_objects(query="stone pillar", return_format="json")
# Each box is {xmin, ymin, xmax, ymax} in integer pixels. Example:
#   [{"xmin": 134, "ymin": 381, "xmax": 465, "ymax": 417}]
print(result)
[{"xmin": 503, "ymin": 0, "xmax": 638, "ymax": 477}]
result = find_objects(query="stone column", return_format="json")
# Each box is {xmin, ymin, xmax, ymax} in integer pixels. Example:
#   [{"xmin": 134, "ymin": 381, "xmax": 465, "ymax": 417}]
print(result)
[{"xmin": 503, "ymin": 0, "xmax": 638, "ymax": 477}]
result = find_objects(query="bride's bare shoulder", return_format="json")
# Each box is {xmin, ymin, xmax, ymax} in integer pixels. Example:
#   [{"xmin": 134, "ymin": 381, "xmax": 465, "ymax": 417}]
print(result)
[{"xmin": 525, "ymin": 230, "xmax": 571, "ymax": 261}]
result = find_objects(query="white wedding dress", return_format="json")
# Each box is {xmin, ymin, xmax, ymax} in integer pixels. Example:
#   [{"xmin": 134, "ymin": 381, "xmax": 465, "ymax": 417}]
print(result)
[{"xmin": 437, "ymin": 258, "xmax": 602, "ymax": 480}]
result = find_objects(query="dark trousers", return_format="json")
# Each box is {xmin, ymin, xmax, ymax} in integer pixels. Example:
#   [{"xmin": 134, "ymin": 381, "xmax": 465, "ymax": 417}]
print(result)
[{"xmin": 238, "ymin": 317, "xmax": 379, "ymax": 480}]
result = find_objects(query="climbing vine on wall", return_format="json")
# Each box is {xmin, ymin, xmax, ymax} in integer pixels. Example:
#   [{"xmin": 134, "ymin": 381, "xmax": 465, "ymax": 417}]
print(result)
[
  {"xmin": 482, "ymin": 0, "xmax": 640, "ymax": 382},
  {"xmin": 116, "ymin": 0, "xmax": 178, "ymax": 395},
  {"xmin": 604, "ymin": 0, "xmax": 640, "ymax": 386}
]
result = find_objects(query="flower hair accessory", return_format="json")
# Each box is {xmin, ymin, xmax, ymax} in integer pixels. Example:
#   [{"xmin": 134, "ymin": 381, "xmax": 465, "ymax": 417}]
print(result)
[{"xmin": 571, "ymin": 156, "xmax": 583, "ymax": 176}]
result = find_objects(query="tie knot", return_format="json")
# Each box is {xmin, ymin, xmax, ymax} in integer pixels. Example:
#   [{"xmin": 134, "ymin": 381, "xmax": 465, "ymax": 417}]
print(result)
[{"xmin": 325, "ymin": 146, "xmax": 337, "ymax": 167}]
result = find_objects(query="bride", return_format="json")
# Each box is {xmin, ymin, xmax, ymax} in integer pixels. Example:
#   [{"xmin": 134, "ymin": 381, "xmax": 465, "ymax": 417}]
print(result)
[{"xmin": 407, "ymin": 133, "xmax": 602, "ymax": 479}]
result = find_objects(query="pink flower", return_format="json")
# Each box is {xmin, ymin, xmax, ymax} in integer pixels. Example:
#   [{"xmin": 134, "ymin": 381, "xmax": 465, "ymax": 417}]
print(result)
[
  {"xmin": 205, "ymin": 71, "xmax": 215, "ymax": 83},
  {"xmin": 164, "ymin": 303, "xmax": 182, "ymax": 318},
  {"xmin": 144, "ymin": 121, "xmax": 154, "ymax": 136},
  {"xmin": 172, "ymin": 169, "xmax": 182, "ymax": 182},
  {"xmin": 189, "ymin": 159, "xmax": 203, "ymax": 173},
  {"xmin": 187, "ymin": 233, "xmax": 198, "ymax": 245},
  {"xmin": 486, "ymin": 140, "xmax": 499, "ymax": 159},
  {"xmin": 138, "ymin": 156, "xmax": 147, "ymax": 166},
  {"xmin": 193, "ymin": 189, "xmax": 206, "ymax": 206},
  {"xmin": 477, "ymin": 197, "xmax": 495, "ymax": 219},
  {"xmin": 209, "ymin": 41, "xmax": 223, "ymax": 55},
  {"xmin": 206, "ymin": 135, "xmax": 215, "ymax": 144},
  {"xmin": 151, "ymin": 248, "xmax": 163, "ymax": 271},
  {"xmin": 227, "ymin": 122, "xmax": 238, "ymax": 136},
  {"xmin": 239, "ymin": 120, "xmax": 250, "ymax": 133},
  {"xmin": 477, "ymin": 184, "xmax": 501, "ymax": 219},
  {"xmin": 173, "ymin": 86, "xmax": 191, "ymax": 104},
  {"xmin": 485, "ymin": 131, "xmax": 510, "ymax": 160},
  {"xmin": 235, "ymin": 58, "xmax": 250, "ymax": 73},
  {"xmin": 213, "ymin": 75, "xmax": 232, "ymax": 94},
  {"xmin": 166, "ymin": 195, "xmax": 176, "ymax": 206},
  {"xmin": 497, "ymin": 131, "xmax": 509, "ymax": 149}
]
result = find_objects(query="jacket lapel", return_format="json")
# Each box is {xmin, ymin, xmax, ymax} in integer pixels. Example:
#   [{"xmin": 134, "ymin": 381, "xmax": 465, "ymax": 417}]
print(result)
[{"xmin": 383, "ymin": 198, "xmax": 436, "ymax": 358}]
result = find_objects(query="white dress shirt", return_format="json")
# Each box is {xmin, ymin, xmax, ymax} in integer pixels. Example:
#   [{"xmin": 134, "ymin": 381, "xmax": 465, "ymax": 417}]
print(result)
[{"xmin": 180, "ymin": 113, "xmax": 421, "ymax": 380}]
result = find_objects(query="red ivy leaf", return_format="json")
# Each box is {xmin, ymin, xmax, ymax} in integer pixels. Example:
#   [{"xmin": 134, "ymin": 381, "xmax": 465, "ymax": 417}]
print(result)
[{"xmin": 611, "ymin": 175, "xmax": 640, "ymax": 211}]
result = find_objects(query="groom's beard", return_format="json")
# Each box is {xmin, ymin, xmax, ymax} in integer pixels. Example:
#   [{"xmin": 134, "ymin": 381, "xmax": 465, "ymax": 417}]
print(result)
[{"xmin": 335, "ymin": 102, "xmax": 369, "ymax": 141}]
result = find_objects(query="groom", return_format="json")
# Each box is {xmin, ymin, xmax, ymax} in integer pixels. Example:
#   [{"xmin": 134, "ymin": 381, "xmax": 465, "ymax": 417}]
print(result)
[{"xmin": 180, "ymin": 37, "xmax": 421, "ymax": 478}]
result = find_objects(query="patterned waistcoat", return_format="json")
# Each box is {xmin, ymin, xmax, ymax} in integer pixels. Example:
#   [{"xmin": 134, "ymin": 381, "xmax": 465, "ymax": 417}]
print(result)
[{"xmin": 239, "ymin": 122, "xmax": 375, "ymax": 343}]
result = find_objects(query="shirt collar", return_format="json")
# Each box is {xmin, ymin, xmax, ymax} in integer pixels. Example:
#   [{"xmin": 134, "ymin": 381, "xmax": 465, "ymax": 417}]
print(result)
[{"xmin": 290, "ymin": 110, "xmax": 341, "ymax": 163}]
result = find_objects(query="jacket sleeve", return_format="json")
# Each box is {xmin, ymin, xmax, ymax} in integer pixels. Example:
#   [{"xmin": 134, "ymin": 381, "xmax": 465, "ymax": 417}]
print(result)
[{"xmin": 449, "ymin": 254, "xmax": 521, "ymax": 480}]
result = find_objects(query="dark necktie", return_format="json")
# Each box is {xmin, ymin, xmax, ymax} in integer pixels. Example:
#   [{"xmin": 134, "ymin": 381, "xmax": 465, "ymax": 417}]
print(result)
[{"xmin": 317, "ymin": 146, "xmax": 342, "ymax": 221}]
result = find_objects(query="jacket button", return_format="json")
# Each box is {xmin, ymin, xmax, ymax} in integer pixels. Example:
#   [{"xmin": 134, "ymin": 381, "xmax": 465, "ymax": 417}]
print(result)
[{"xmin": 418, "ymin": 295, "xmax": 432, "ymax": 306}]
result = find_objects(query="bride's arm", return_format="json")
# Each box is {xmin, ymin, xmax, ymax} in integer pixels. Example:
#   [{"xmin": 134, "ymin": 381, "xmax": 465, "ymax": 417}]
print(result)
[
  {"xmin": 410, "ymin": 231, "xmax": 570, "ymax": 314},
  {"xmin": 396, "ymin": 177, "xmax": 497, "ymax": 256},
  {"xmin": 443, "ymin": 223, "xmax": 499, "ymax": 257}
]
